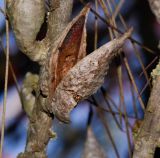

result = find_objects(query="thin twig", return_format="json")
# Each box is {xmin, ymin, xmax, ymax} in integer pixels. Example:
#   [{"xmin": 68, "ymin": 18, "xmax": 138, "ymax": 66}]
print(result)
[
  {"xmin": 139, "ymin": 78, "xmax": 151, "ymax": 98},
  {"xmin": 124, "ymin": 57, "xmax": 145, "ymax": 110},
  {"xmin": 139, "ymin": 56, "xmax": 158, "ymax": 78},
  {"xmin": 0, "ymin": 38, "xmax": 21, "ymax": 95},
  {"xmin": 92, "ymin": 96, "xmax": 120, "ymax": 158},
  {"xmin": 104, "ymin": 1, "xmax": 133, "ymax": 155},
  {"xmin": 112, "ymin": 0, "xmax": 124, "ymax": 20},
  {"xmin": 0, "ymin": 0, "xmax": 10, "ymax": 156},
  {"xmin": 89, "ymin": 101, "xmax": 138, "ymax": 120},
  {"xmin": 79, "ymin": 0, "xmax": 157, "ymax": 55},
  {"xmin": 110, "ymin": 0, "xmax": 151, "ymax": 88},
  {"xmin": 105, "ymin": 4, "xmax": 124, "ymax": 126},
  {"xmin": 116, "ymin": 60, "xmax": 132, "ymax": 158},
  {"xmin": 101, "ymin": 88, "xmax": 123, "ymax": 131},
  {"xmin": 0, "ymin": 7, "xmax": 5, "ymax": 16},
  {"xmin": 94, "ymin": 0, "xmax": 98, "ymax": 50},
  {"xmin": 128, "ymin": 75, "xmax": 138, "ymax": 119}
]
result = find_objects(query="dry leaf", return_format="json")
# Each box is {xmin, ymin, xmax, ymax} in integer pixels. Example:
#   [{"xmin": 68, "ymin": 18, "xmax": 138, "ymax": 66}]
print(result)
[
  {"xmin": 82, "ymin": 127, "xmax": 105, "ymax": 158},
  {"xmin": 49, "ymin": 28, "xmax": 132, "ymax": 123}
]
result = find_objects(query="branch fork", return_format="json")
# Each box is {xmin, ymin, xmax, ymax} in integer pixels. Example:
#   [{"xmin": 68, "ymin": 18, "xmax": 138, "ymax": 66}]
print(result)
[{"xmin": 6, "ymin": 0, "xmax": 132, "ymax": 157}]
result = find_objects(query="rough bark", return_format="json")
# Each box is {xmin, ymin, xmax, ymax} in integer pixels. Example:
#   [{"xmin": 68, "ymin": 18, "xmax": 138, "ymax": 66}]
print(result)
[
  {"xmin": 133, "ymin": 1, "xmax": 160, "ymax": 157},
  {"xmin": 133, "ymin": 75, "xmax": 160, "ymax": 158}
]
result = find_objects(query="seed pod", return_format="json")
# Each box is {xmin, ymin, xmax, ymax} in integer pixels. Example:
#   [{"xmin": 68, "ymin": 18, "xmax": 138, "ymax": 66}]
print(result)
[
  {"xmin": 39, "ymin": 5, "xmax": 90, "ymax": 98},
  {"xmin": 50, "ymin": 28, "xmax": 133, "ymax": 123}
]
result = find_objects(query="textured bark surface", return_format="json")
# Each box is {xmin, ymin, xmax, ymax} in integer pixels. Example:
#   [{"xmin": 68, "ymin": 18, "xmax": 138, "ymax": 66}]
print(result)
[
  {"xmin": 133, "ymin": 1, "xmax": 160, "ymax": 158},
  {"xmin": 18, "ymin": 111, "xmax": 53, "ymax": 158},
  {"xmin": 133, "ymin": 76, "xmax": 160, "ymax": 158},
  {"xmin": 82, "ymin": 127, "xmax": 105, "ymax": 158}
]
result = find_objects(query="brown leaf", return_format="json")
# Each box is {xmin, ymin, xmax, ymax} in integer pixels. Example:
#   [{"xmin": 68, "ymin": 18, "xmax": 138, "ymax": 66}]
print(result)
[
  {"xmin": 49, "ymin": 28, "xmax": 133, "ymax": 123},
  {"xmin": 82, "ymin": 127, "xmax": 105, "ymax": 158}
]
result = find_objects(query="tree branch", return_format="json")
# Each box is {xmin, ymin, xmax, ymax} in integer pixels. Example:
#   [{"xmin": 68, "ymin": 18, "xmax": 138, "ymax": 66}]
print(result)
[
  {"xmin": 13, "ymin": 1, "xmax": 74, "ymax": 157},
  {"xmin": 148, "ymin": 0, "xmax": 160, "ymax": 48},
  {"xmin": 6, "ymin": 0, "xmax": 48, "ymax": 62},
  {"xmin": 133, "ymin": 76, "xmax": 160, "ymax": 158},
  {"xmin": 6, "ymin": 0, "xmax": 73, "ymax": 63},
  {"xmin": 133, "ymin": 1, "xmax": 160, "ymax": 157},
  {"xmin": 46, "ymin": 0, "xmax": 73, "ymax": 43}
]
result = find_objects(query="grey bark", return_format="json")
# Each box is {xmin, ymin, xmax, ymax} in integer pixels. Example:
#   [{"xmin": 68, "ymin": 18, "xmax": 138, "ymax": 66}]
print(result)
[
  {"xmin": 133, "ymin": 76, "xmax": 160, "ymax": 158},
  {"xmin": 133, "ymin": 1, "xmax": 160, "ymax": 157}
]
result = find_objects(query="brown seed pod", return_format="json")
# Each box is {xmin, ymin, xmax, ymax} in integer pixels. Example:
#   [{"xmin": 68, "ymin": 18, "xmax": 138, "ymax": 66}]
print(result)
[
  {"xmin": 49, "ymin": 28, "xmax": 133, "ymax": 123},
  {"xmin": 39, "ymin": 5, "xmax": 90, "ymax": 98}
]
